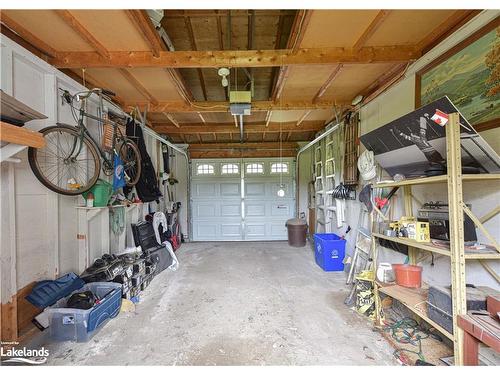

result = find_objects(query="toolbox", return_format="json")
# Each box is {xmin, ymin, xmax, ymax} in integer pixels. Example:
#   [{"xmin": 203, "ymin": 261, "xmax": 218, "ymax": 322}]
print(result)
[{"xmin": 427, "ymin": 285, "xmax": 493, "ymax": 334}]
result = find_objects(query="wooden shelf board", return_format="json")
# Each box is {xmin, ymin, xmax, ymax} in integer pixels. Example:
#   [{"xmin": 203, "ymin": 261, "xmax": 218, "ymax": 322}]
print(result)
[
  {"xmin": 0, "ymin": 121, "xmax": 46, "ymax": 148},
  {"xmin": 373, "ymin": 232, "xmax": 451, "ymax": 256},
  {"xmin": 379, "ymin": 284, "xmax": 454, "ymax": 341},
  {"xmin": 373, "ymin": 233, "xmax": 500, "ymax": 260},
  {"xmin": 464, "ymin": 252, "xmax": 500, "ymax": 260},
  {"xmin": 374, "ymin": 174, "xmax": 500, "ymax": 188}
]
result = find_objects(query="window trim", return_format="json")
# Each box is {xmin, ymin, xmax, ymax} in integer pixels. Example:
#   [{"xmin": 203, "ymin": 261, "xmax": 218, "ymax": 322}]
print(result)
[
  {"xmin": 245, "ymin": 162, "xmax": 264, "ymax": 174},
  {"xmin": 196, "ymin": 163, "xmax": 215, "ymax": 175},
  {"xmin": 270, "ymin": 162, "xmax": 289, "ymax": 174},
  {"xmin": 221, "ymin": 163, "xmax": 240, "ymax": 175}
]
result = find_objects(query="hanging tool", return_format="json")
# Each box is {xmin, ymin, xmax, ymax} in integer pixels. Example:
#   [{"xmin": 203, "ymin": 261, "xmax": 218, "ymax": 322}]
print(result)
[{"xmin": 375, "ymin": 186, "xmax": 399, "ymax": 210}]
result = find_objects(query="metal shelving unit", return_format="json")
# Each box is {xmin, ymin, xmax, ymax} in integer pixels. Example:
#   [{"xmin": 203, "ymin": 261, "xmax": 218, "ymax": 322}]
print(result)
[{"xmin": 370, "ymin": 113, "xmax": 500, "ymax": 365}]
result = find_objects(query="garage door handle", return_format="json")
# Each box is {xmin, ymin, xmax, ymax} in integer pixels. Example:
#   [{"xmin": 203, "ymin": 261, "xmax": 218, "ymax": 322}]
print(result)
[{"xmin": 277, "ymin": 205, "xmax": 287, "ymax": 209}]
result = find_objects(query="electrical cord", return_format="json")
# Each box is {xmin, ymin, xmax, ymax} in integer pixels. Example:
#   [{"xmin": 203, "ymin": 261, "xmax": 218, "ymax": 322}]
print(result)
[{"xmin": 384, "ymin": 317, "xmax": 430, "ymax": 363}]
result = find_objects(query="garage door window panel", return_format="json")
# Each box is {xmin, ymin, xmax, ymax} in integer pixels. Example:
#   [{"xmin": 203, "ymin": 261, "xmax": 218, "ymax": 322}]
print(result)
[
  {"xmin": 221, "ymin": 163, "xmax": 239, "ymax": 175},
  {"xmin": 246, "ymin": 163, "xmax": 264, "ymax": 174},
  {"xmin": 271, "ymin": 162, "xmax": 289, "ymax": 174},
  {"xmin": 197, "ymin": 163, "xmax": 215, "ymax": 175}
]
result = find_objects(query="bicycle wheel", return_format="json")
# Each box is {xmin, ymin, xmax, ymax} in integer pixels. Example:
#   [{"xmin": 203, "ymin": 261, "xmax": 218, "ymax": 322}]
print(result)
[
  {"xmin": 118, "ymin": 138, "xmax": 141, "ymax": 187},
  {"xmin": 28, "ymin": 125, "xmax": 101, "ymax": 195}
]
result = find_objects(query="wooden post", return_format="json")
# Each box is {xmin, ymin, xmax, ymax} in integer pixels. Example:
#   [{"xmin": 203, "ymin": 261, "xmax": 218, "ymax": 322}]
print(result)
[
  {"xmin": 403, "ymin": 186, "xmax": 418, "ymax": 265},
  {"xmin": 446, "ymin": 112, "xmax": 467, "ymax": 365}
]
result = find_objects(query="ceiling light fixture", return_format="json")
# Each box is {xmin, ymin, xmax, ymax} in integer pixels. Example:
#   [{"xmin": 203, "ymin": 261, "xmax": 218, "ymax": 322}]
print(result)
[{"xmin": 218, "ymin": 67, "xmax": 230, "ymax": 87}]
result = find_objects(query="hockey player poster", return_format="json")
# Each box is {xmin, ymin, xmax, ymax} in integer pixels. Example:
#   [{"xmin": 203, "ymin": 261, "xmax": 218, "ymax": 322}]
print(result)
[{"xmin": 359, "ymin": 96, "xmax": 500, "ymax": 178}]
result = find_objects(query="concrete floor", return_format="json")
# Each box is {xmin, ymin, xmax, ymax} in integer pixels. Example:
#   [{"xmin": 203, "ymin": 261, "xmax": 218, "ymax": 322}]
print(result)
[{"xmin": 38, "ymin": 241, "xmax": 396, "ymax": 365}]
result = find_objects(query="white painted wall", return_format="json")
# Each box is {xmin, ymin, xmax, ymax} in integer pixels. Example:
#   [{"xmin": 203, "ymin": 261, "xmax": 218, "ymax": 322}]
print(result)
[
  {"xmin": 346, "ymin": 10, "xmax": 500, "ymax": 288},
  {"xmin": 0, "ymin": 35, "xmax": 181, "ymax": 304}
]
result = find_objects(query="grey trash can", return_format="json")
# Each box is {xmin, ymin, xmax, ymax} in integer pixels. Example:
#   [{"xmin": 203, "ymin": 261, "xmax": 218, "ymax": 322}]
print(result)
[{"xmin": 286, "ymin": 218, "xmax": 308, "ymax": 247}]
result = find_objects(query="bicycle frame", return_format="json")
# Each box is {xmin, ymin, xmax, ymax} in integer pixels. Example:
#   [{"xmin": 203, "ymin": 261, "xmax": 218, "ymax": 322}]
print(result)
[{"xmin": 64, "ymin": 89, "xmax": 123, "ymax": 169}]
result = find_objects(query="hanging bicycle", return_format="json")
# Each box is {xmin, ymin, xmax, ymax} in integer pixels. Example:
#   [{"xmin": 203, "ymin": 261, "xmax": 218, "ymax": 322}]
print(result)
[{"xmin": 28, "ymin": 88, "xmax": 141, "ymax": 196}]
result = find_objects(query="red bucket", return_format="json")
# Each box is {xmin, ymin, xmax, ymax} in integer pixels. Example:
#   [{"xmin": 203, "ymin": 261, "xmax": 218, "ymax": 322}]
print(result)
[{"xmin": 392, "ymin": 264, "xmax": 422, "ymax": 288}]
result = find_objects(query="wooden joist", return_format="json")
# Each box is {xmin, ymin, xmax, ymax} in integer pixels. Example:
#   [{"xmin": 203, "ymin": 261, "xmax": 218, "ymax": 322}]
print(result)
[
  {"xmin": 129, "ymin": 100, "xmax": 346, "ymax": 113},
  {"xmin": 162, "ymin": 112, "xmax": 180, "ymax": 128},
  {"xmin": 188, "ymin": 142, "xmax": 298, "ymax": 150},
  {"xmin": 0, "ymin": 121, "xmax": 46, "ymax": 149},
  {"xmin": 54, "ymin": 10, "xmax": 110, "ymax": 59},
  {"xmin": 296, "ymin": 110, "xmax": 312, "ymax": 126},
  {"xmin": 153, "ymin": 121, "xmax": 323, "ymax": 134},
  {"xmin": 49, "ymin": 45, "xmax": 421, "ymax": 69},
  {"xmin": 312, "ymin": 64, "xmax": 343, "ymax": 103},
  {"xmin": 125, "ymin": 9, "xmax": 165, "ymax": 57},
  {"xmin": 189, "ymin": 149, "xmax": 297, "ymax": 159},
  {"xmin": 0, "ymin": 11, "xmax": 57, "ymax": 58},
  {"xmin": 352, "ymin": 10, "xmax": 391, "ymax": 51},
  {"xmin": 119, "ymin": 68, "xmax": 159, "ymax": 106}
]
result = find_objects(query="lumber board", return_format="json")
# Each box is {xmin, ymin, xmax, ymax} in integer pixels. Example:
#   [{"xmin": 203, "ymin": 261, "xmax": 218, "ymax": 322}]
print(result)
[
  {"xmin": 0, "ymin": 121, "xmax": 46, "ymax": 148},
  {"xmin": 49, "ymin": 46, "xmax": 421, "ymax": 69}
]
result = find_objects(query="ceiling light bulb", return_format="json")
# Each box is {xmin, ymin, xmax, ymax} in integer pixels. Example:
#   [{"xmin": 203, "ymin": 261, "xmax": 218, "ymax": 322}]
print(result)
[{"xmin": 221, "ymin": 76, "xmax": 228, "ymax": 87}]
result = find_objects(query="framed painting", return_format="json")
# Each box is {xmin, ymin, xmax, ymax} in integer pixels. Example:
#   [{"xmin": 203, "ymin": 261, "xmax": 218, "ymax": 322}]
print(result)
[{"xmin": 416, "ymin": 18, "xmax": 500, "ymax": 132}]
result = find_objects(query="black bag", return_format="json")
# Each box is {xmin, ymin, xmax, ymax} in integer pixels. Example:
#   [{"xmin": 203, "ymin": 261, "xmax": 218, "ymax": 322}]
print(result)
[
  {"xmin": 124, "ymin": 119, "xmax": 162, "ymax": 203},
  {"xmin": 132, "ymin": 221, "xmax": 173, "ymax": 275},
  {"xmin": 67, "ymin": 291, "xmax": 97, "ymax": 310}
]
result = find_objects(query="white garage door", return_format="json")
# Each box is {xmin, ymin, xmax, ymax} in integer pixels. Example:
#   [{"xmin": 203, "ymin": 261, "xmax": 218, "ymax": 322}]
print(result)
[{"xmin": 191, "ymin": 158, "xmax": 295, "ymax": 241}]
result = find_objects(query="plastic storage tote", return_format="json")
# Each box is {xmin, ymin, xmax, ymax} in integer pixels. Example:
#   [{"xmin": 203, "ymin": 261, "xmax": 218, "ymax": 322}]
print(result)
[
  {"xmin": 47, "ymin": 282, "xmax": 122, "ymax": 342},
  {"xmin": 25, "ymin": 272, "xmax": 85, "ymax": 309},
  {"xmin": 314, "ymin": 233, "xmax": 346, "ymax": 271}
]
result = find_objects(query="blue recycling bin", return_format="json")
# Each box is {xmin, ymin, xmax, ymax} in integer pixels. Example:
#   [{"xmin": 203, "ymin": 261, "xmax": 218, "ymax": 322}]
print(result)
[{"xmin": 314, "ymin": 233, "xmax": 346, "ymax": 271}]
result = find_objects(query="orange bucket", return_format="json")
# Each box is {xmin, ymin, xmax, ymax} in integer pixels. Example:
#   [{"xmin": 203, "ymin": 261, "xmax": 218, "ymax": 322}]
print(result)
[{"xmin": 392, "ymin": 264, "xmax": 422, "ymax": 288}]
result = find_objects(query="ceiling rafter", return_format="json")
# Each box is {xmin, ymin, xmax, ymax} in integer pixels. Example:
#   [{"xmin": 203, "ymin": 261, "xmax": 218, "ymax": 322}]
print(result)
[
  {"xmin": 164, "ymin": 10, "xmax": 296, "ymax": 18},
  {"xmin": 162, "ymin": 112, "xmax": 180, "ymax": 128},
  {"xmin": 59, "ymin": 68, "xmax": 126, "ymax": 106},
  {"xmin": 54, "ymin": 10, "xmax": 110, "ymax": 59},
  {"xmin": 125, "ymin": 9, "xmax": 164, "ymax": 57},
  {"xmin": 272, "ymin": 9, "xmax": 313, "ymax": 101},
  {"xmin": 352, "ymin": 10, "xmax": 392, "ymax": 51},
  {"xmin": 129, "ymin": 100, "xmax": 348, "ymax": 113},
  {"xmin": 49, "ymin": 45, "xmax": 420, "ymax": 69},
  {"xmin": 189, "ymin": 149, "xmax": 297, "ymax": 159},
  {"xmin": 312, "ymin": 64, "xmax": 343, "ymax": 103},
  {"xmin": 296, "ymin": 110, "xmax": 312, "ymax": 126},
  {"xmin": 119, "ymin": 68, "xmax": 159, "ymax": 106},
  {"xmin": 265, "ymin": 111, "xmax": 273, "ymax": 127},
  {"xmin": 216, "ymin": 10, "xmax": 224, "ymax": 50},
  {"xmin": 184, "ymin": 12, "xmax": 208, "ymax": 101},
  {"xmin": 0, "ymin": 11, "xmax": 57, "ymax": 57},
  {"xmin": 188, "ymin": 142, "xmax": 298, "ymax": 150},
  {"xmin": 153, "ymin": 121, "xmax": 323, "ymax": 134},
  {"xmin": 415, "ymin": 10, "xmax": 482, "ymax": 53}
]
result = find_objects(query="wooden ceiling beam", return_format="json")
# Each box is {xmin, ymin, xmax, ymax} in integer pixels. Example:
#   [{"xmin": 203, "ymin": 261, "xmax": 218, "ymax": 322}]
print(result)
[
  {"xmin": 125, "ymin": 10, "xmax": 164, "ymax": 57},
  {"xmin": 162, "ymin": 112, "xmax": 180, "ymax": 128},
  {"xmin": 184, "ymin": 13, "xmax": 208, "ymax": 101},
  {"xmin": 296, "ymin": 110, "xmax": 312, "ymax": 127},
  {"xmin": 312, "ymin": 64, "xmax": 343, "ymax": 103},
  {"xmin": 49, "ymin": 45, "xmax": 421, "ymax": 69},
  {"xmin": 189, "ymin": 149, "xmax": 297, "ymax": 159},
  {"xmin": 188, "ymin": 142, "xmax": 298, "ymax": 150},
  {"xmin": 129, "ymin": 100, "xmax": 347, "ymax": 113},
  {"xmin": 271, "ymin": 10, "xmax": 313, "ymax": 101},
  {"xmin": 54, "ymin": 10, "xmax": 110, "ymax": 59},
  {"xmin": 153, "ymin": 121, "xmax": 323, "ymax": 134},
  {"xmin": 0, "ymin": 11, "xmax": 57, "ymax": 57},
  {"xmin": 216, "ymin": 11, "xmax": 224, "ymax": 50},
  {"xmin": 119, "ymin": 68, "xmax": 159, "ymax": 106},
  {"xmin": 59, "ymin": 68, "xmax": 126, "ymax": 107},
  {"xmin": 353, "ymin": 10, "xmax": 391, "ymax": 51},
  {"xmin": 163, "ymin": 10, "xmax": 296, "ymax": 18},
  {"xmin": 416, "ymin": 10, "xmax": 481, "ymax": 54}
]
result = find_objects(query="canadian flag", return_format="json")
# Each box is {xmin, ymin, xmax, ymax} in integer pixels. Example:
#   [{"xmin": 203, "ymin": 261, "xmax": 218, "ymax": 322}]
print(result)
[{"xmin": 431, "ymin": 109, "xmax": 449, "ymax": 126}]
